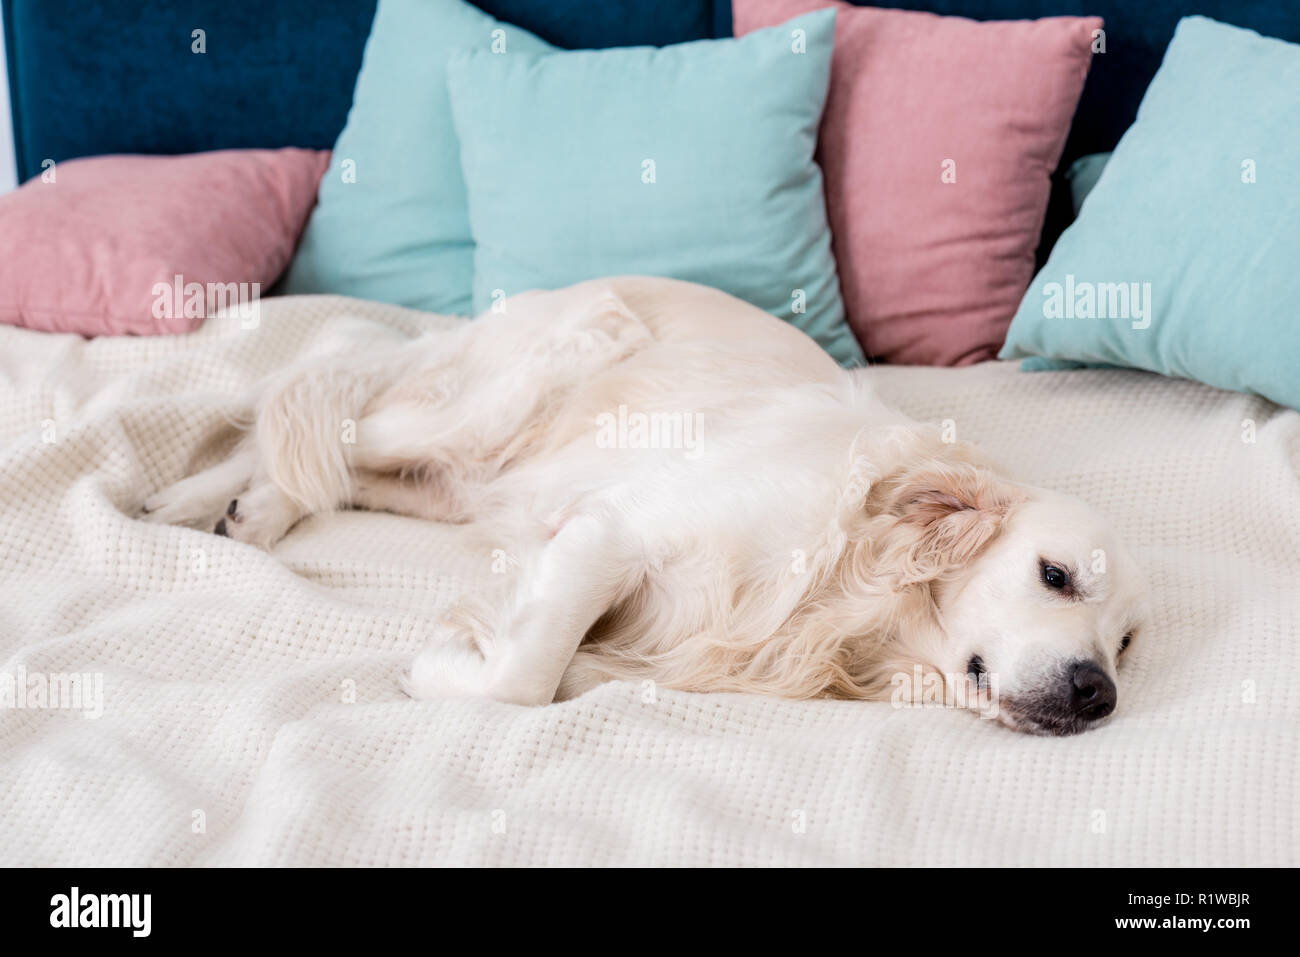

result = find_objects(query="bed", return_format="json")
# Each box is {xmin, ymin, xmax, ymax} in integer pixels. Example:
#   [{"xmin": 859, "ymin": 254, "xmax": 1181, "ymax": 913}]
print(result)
[
  {"xmin": 1, "ymin": 295, "xmax": 1296, "ymax": 865},
  {"xmin": 2, "ymin": 0, "xmax": 1299, "ymax": 866}
]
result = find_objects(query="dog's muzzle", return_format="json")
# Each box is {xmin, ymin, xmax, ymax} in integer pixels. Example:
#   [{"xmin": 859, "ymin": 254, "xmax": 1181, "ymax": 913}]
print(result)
[
  {"xmin": 1003, "ymin": 659, "xmax": 1117, "ymax": 735},
  {"xmin": 1066, "ymin": 660, "xmax": 1117, "ymax": 722}
]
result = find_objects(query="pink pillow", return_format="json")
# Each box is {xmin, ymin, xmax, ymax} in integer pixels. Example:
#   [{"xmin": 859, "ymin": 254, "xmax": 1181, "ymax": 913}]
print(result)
[
  {"xmin": 734, "ymin": 0, "xmax": 1100, "ymax": 366},
  {"xmin": 0, "ymin": 148, "xmax": 330, "ymax": 336}
]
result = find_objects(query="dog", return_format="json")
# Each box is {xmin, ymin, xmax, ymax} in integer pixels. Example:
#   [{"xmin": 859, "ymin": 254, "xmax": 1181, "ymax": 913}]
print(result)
[{"xmin": 143, "ymin": 276, "xmax": 1147, "ymax": 735}]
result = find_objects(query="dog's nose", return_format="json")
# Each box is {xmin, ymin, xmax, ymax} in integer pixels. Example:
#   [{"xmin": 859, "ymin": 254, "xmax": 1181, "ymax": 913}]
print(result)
[{"xmin": 1068, "ymin": 661, "xmax": 1116, "ymax": 720}]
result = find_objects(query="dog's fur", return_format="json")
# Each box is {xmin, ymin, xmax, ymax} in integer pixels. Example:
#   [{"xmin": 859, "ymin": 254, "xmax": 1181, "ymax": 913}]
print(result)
[{"xmin": 143, "ymin": 277, "xmax": 1147, "ymax": 734}]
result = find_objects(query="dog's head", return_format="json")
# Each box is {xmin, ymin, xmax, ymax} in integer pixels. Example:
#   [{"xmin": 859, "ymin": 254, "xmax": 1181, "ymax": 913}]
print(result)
[{"xmin": 867, "ymin": 458, "xmax": 1147, "ymax": 735}]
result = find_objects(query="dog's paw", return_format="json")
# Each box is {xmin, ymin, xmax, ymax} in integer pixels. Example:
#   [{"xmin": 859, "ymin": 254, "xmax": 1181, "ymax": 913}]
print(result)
[
  {"xmin": 141, "ymin": 477, "xmax": 231, "ymax": 528},
  {"xmin": 213, "ymin": 483, "xmax": 302, "ymax": 550},
  {"xmin": 402, "ymin": 616, "xmax": 493, "ymax": 700}
]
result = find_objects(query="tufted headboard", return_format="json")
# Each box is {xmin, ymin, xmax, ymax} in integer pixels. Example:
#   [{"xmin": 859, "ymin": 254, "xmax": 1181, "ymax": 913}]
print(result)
[{"xmin": 6, "ymin": 0, "xmax": 1300, "ymax": 254}]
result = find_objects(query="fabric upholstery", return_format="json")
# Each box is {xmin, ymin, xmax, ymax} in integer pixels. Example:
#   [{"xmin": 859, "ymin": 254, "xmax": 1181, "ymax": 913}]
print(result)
[
  {"xmin": 446, "ymin": 10, "xmax": 863, "ymax": 365},
  {"xmin": 3, "ymin": 0, "xmax": 721, "ymax": 182},
  {"xmin": 736, "ymin": 0, "xmax": 1097, "ymax": 366},
  {"xmin": 0, "ymin": 149, "xmax": 329, "ymax": 335},
  {"xmin": 1001, "ymin": 17, "xmax": 1300, "ymax": 412}
]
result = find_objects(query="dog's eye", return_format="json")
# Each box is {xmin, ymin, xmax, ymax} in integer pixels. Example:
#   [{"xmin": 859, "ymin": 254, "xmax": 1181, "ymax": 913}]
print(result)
[
  {"xmin": 1041, "ymin": 563, "xmax": 1070, "ymax": 591},
  {"xmin": 1119, "ymin": 634, "xmax": 1132, "ymax": 653},
  {"xmin": 967, "ymin": 655, "xmax": 985, "ymax": 679}
]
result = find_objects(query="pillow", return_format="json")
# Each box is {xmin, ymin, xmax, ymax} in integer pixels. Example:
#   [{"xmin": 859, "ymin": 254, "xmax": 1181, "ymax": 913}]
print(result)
[
  {"xmin": 446, "ymin": 9, "xmax": 864, "ymax": 366},
  {"xmin": 1000, "ymin": 17, "xmax": 1300, "ymax": 410},
  {"xmin": 280, "ymin": 0, "xmax": 554, "ymax": 315},
  {"xmin": 0, "ymin": 149, "xmax": 329, "ymax": 336},
  {"xmin": 1065, "ymin": 152, "xmax": 1111, "ymax": 217},
  {"xmin": 734, "ymin": 0, "xmax": 1100, "ymax": 367}
]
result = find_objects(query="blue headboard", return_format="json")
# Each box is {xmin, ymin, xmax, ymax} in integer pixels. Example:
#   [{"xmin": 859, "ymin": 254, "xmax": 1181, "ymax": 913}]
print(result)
[
  {"xmin": 7, "ymin": 1, "xmax": 1300, "ymax": 253},
  {"xmin": 2, "ymin": 0, "xmax": 727, "ymax": 184}
]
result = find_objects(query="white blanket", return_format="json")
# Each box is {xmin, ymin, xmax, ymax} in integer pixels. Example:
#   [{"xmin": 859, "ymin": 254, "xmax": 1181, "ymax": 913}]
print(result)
[{"xmin": 1, "ymin": 294, "xmax": 1296, "ymax": 866}]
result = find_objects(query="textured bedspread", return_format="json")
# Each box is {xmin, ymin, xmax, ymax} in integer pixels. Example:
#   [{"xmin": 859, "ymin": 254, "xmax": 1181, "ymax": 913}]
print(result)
[{"xmin": 1, "ymin": 295, "xmax": 1296, "ymax": 866}]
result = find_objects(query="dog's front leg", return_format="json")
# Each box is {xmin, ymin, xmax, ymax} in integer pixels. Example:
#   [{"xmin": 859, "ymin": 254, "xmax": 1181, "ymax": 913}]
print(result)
[{"xmin": 406, "ymin": 512, "xmax": 642, "ymax": 706}]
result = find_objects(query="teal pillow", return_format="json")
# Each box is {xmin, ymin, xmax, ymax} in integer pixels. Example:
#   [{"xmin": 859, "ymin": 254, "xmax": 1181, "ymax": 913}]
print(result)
[
  {"xmin": 1000, "ymin": 16, "xmax": 1300, "ymax": 410},
  {"xmin": 445, "ymin": 9, "xmax": 863, "ymax": 366},
  {"xmin": 1065, "ymin": 152, "xmax": 1110, "ymax": 217},
  {"xmin": 280, "ymin": 0, "xmax": 552, "ymax": 314}
]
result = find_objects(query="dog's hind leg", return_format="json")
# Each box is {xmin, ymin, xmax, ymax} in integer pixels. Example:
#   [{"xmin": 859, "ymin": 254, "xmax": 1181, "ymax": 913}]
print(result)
[
  {"xmin": 141, "ymin": 445, "xmax": 258, "ymax": 528},
  {"xmin": 189, "ymin": 287, "xmax": 651, "ymax": 548},
  {"xmin": 405, "ymin": 511, "xmax": 643, "ymax": 705},
  {"xmin": 214, "ymin": 475, "xmax": 310, "ymax": 548},
  {"xmin": 254, "ymin": 351, "xmax": 411, "ymax": 516},
  {"xmin": 219, "ymin": 342, "xmax": 421, "ymax": 547},
  {"xmin": 346, "ymin": 470, "xmax": 458, "ymax": 521}
]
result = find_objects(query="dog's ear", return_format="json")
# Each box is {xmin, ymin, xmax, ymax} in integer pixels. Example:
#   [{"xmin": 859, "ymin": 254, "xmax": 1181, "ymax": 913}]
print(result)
[{"xmin": 889, "ymin": 463, "xmax": 1021, "ymax": 572}]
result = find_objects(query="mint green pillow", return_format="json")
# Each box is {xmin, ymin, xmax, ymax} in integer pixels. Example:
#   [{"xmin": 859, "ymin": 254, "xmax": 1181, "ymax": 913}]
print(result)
[
  {"xmin": 1000, "ymin": 17, "xmax": 1300, "ymax": 409},
  {"xmin": 445, "ymin": 9, "xmax": 863, "ymax": 366},
  {"xmin": 281, "ymin": 0, "xmax": 552, "ymax": 314},
  {"xmin": 1065, "ymin": 152, "xmax": 1110, "ymax": 217}
]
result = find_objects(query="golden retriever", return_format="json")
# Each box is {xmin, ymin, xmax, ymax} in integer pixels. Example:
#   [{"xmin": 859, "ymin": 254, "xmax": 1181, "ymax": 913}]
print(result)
[{"xmin": 143, "ymin": 277, "xmax": 1146, "ymax": 734}]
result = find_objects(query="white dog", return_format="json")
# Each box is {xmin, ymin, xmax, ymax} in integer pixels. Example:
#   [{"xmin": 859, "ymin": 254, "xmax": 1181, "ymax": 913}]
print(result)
[{"xmin": 143, "ymin": 277, "xmax": 1146, "ymax": 735}]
